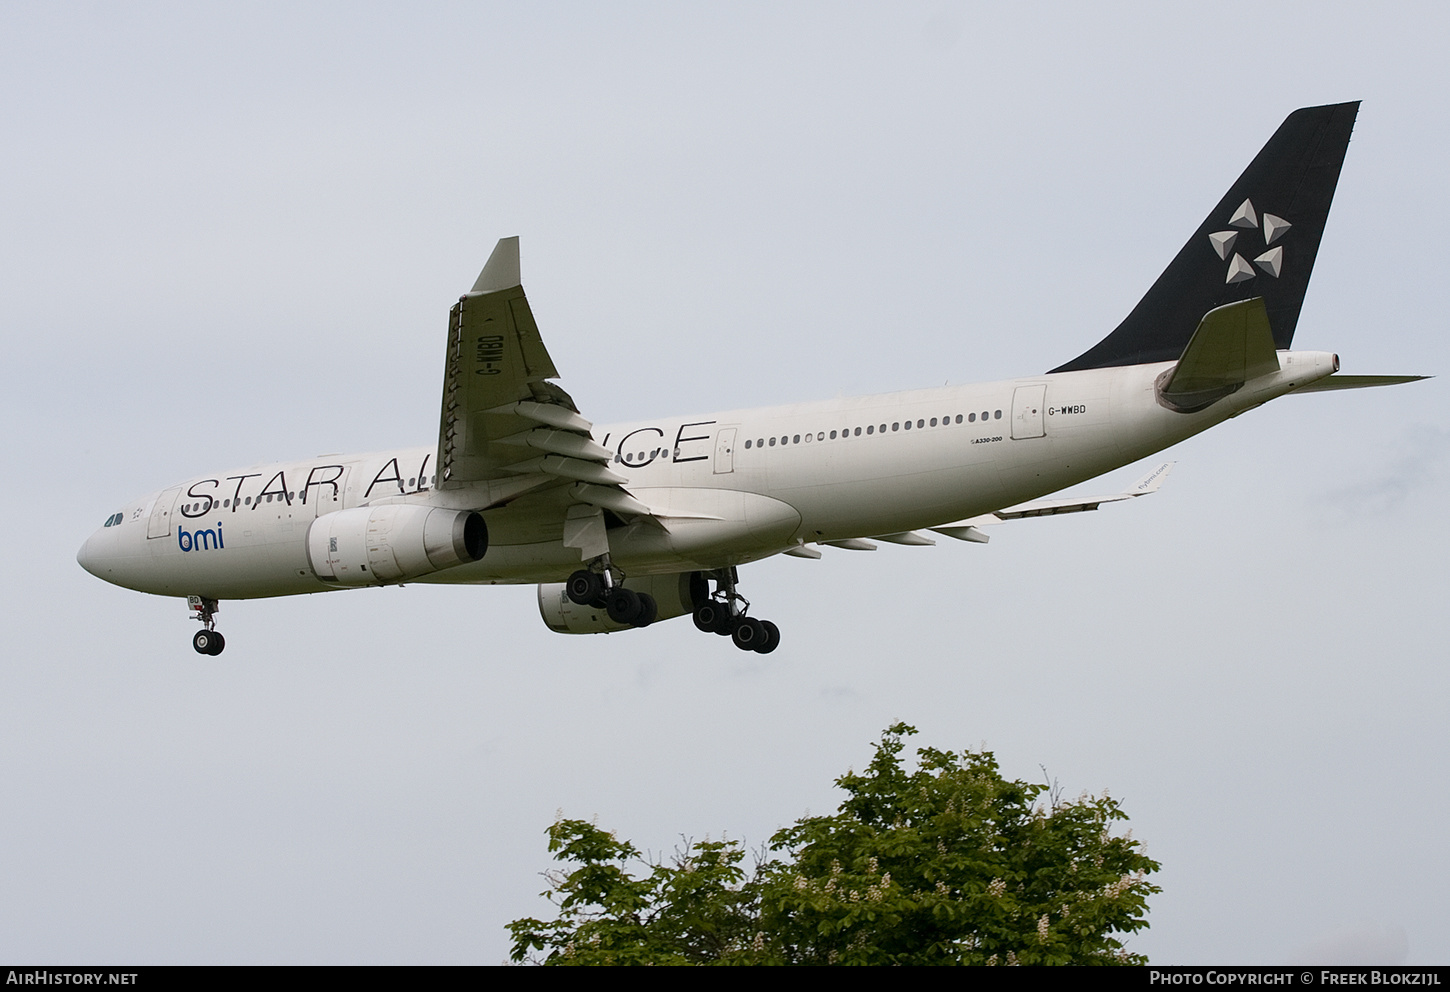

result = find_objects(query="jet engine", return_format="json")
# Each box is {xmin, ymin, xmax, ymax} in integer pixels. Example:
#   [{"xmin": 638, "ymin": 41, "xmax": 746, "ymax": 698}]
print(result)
[
  {"xmin": 307, "ymin": 505, "xmax": 486, "ymax": 585},
  {"xmin": 538, "ymin": 571, "xmax": 707, "ymax": 634}
]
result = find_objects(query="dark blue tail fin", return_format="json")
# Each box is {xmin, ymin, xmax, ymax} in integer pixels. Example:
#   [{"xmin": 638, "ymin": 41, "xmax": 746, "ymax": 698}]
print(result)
[{"xmin": 1052, "ymin": 102, "xmax": 1359, "ymax": 373}]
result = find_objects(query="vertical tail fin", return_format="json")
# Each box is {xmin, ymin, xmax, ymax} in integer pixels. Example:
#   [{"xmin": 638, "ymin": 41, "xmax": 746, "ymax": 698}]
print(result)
[{"xmin": 1052, "ymin": 102, "xmax": 1359, "ymax": 373}]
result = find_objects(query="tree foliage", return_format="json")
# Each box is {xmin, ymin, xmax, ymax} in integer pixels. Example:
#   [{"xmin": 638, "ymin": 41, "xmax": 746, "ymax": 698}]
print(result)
[{"xmin": 508, "ymin": 724, "xmax": 1159, "ymax": 965}]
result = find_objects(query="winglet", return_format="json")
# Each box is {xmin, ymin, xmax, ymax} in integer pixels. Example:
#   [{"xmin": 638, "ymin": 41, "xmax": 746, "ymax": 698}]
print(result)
[
  {"xmin": 470, "ymin": 236, "xmax": 521, "ymax": 295},
  {"xmin": 1130, "ymin": 461, "xmax": 1175, "ymax": 494}
]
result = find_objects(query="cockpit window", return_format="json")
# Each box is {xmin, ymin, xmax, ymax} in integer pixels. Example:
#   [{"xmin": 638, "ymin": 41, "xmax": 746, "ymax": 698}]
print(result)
[{"xmin": 103, "ymin": 512, "xmax": 122, "ymax": 527}]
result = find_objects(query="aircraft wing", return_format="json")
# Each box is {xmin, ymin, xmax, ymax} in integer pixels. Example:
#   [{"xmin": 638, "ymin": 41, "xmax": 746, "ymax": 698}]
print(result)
[
  {"xmin": 436, "ymin": 238, "xmax": 652, "ymax": 517},
  {"xmin": 930, "ymin": 462, "xmax": 1174, "ymax": 540}
]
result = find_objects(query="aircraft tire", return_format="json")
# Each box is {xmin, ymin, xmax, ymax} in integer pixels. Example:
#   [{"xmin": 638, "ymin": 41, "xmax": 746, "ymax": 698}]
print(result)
[
  {"xmin": 605, "ymin": 587, "xmax": 642, "ymax": 625},
  {"xmin": 208, "ymin": 632, "xmax": 226, "ymax": 656},
  {"xmin": 693, "ymin": 602, "xmax": 724, "ymax": 633},
  {"xmin": 566, "ymin": 570, "xmax": 603, "ymax": 606},
  {"xmin": 193, "ymin": 630, "xmax": 221, "ymax": 655},
  {"xmin": 753, "ymin": 620, "xmax": 780, "ymax": 654},
  {"xmin": 732, "ymin": 617, "xmax": 765, "ymax": 650},
  {"xmin": 634, "ymin": 593, "xmax": 657, "ymax": 628}
]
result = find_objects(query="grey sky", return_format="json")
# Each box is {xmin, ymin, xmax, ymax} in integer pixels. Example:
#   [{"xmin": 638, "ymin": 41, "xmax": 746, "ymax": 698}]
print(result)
[{"xmin": 2, "ymin": 2, "xmax": 1446, "ymax": 964}]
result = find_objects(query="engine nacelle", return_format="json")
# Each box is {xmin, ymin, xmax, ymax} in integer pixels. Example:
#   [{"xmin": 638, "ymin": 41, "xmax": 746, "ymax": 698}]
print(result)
[
  {"xmin": 307, "ymin": 505, "xmax": 486, "ymax": 585},
  {"xmin": 538, "ymin": 571, "xmax": 707, "ymax": 634}
]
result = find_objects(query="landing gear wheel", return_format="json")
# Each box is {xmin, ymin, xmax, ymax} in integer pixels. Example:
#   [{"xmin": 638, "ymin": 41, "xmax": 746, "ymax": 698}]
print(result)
[
  {"xmin": 566, "ymin": 570, "xmax": 605, "ymax": 606},
  {"xmin": 634, "ymin": 592, "xmax": 658, "ymax": 628},
  {"xmin": 731, "ymin": 617, "xmax": 766, "ymax": 651},
  {"xmin": 753, "ymin": 620, "xmax": 780, "ymax": 655},
  {"xmin": 193, "ymin": 629, "xmax": 225, "ymax": 656},
  {"xmin": 693, "ymin": 601, "xmax": 728, "ymax": 633},
  {"xmin": 605, "ymin": 587, "xmax": 642, "ymax": 625}
]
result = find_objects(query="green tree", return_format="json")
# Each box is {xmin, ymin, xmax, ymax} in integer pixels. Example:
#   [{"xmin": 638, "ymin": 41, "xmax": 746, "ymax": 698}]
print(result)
[{"xmin": 509, "ymin": 724, "xmax": 1159, "ymax": 965}]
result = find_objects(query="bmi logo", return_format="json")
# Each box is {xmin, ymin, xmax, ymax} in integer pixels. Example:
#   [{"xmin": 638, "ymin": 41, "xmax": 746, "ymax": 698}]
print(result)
[
  {"xmin": 178, "ymin": 524, "xmax": 224, "ymax": 552},
  {"xmin": 1208, "ymin": 199, "xmax": 1290, "ymax": 284}
]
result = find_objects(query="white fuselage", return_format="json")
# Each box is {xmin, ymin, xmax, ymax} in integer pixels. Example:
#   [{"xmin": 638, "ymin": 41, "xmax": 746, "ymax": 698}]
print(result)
[{"xmin": 76, "ymin": 351, "xmax": 1338, "ymax": 600}]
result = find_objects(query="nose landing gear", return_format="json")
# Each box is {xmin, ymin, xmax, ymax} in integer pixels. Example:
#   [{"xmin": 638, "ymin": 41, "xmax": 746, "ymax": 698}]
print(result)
[
  {"xmin": 188, "ymin": 596, "xmax": 225, "ymax": 655},
  {"xmin": 692, "ymin": 568, "xmax": 779, "ymax": 654}
]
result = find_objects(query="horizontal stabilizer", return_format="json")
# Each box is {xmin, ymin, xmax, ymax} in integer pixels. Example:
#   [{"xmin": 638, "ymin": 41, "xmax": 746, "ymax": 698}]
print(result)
[
  {"xmin": 1292, "ymin": 374, "xmax": 1430, "ymax": 393},
  {"xmin": 1159, "ymin": 298, "xmax": 1279, "ymax": 412}
]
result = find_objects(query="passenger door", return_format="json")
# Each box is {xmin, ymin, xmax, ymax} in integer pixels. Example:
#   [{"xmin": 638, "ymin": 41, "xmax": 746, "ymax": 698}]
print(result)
[
  {"xmin": 713, "ymin": 427, "xmax": 738, "ymax": 474},
  {"xmin": 1010, "ymin": 385, "xmax": 1047, "ymax": 440}
]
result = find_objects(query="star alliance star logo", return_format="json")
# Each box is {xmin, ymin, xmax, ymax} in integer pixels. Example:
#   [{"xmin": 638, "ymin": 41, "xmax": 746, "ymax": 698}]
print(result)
[{"xmin": 1209, "ymin": 199, "xmax": 1290, "ymax": 284}]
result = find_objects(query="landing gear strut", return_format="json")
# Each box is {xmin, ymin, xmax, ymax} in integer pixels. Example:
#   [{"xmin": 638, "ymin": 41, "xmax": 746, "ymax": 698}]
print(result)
[
  {"xmin": 566, "ymin": 559, "xmax": 657, "ymax": 629},
  {"xmin": 692, "ymin": 568, "xmax": 779, "ymax": 654},
  {"xmin": 188, "ymin": 596, "xmax": 225, "ymax": 655}
]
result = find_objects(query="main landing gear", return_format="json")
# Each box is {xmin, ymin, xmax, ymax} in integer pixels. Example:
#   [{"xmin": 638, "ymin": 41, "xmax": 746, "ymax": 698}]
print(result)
[
  {"xmin": 692, "ymin": 568, "xmax": 779, "ymax": 654},
  {"xmin": 565, "ymin": 564, "xmax": 658, "ymax": 628},
  {"xmin": 188, "ymin": 595, "xmax": 226, "ymax": 656}
]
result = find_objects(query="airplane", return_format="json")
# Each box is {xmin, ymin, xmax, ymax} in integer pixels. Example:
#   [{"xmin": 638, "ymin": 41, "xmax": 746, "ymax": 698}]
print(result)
[{"xmin": 77, "ymin": 101, "xmax": 1424, "ymax": 657}]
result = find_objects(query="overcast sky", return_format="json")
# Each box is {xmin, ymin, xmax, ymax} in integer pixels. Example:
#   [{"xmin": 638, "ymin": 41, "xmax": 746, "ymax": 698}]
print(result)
[{"xmin": 2, "ymin": 2, "xmax": 1446, "ymax": 966}]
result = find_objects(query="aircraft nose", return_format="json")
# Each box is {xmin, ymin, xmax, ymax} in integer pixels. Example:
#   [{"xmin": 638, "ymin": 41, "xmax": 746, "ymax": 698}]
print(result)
[
  {"xmin": 77, "ymin": 527, "xmax": 121, "ymax": 580},
  {"xmin": 78, "ymin": 518, "xmax": 151, "ymax": 592},
  {"xmin": 77, "ymin": 534, "xmax": 102, "ymax": 577}
]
